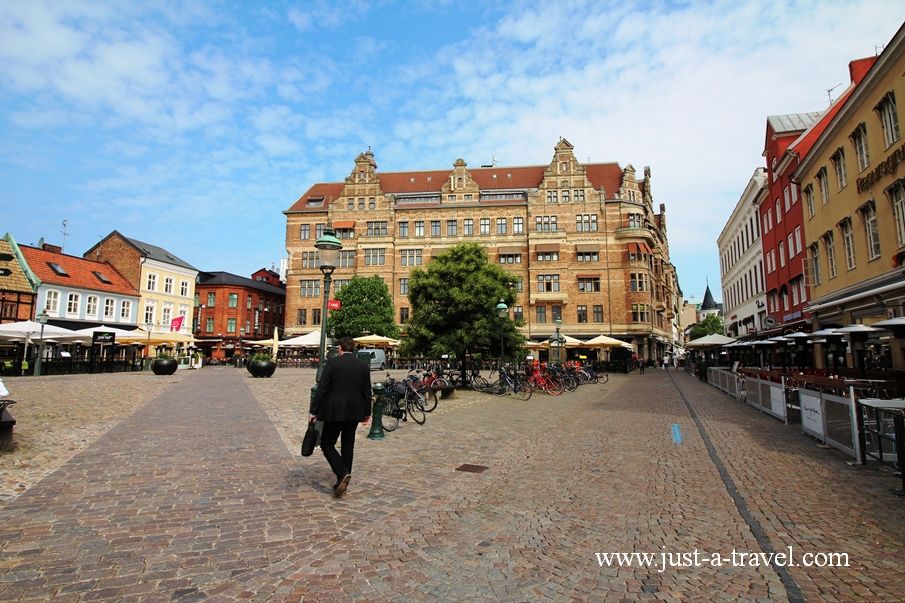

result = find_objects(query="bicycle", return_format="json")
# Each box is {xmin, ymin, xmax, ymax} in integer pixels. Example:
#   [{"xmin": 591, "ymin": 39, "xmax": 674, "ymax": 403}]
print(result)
[
  {"xmin": 490, "ymin": 365, "xmax": 532, "ymax": 400},
  {"xmin": 379, "ymin": 376, "xmax": 427, "ymax": 431}
]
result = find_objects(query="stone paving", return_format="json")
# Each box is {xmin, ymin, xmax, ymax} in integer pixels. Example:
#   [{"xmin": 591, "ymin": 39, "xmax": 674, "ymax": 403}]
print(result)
[{"xmin": 0, "ymin": 366, "xmax": 903, "ymax": 601}]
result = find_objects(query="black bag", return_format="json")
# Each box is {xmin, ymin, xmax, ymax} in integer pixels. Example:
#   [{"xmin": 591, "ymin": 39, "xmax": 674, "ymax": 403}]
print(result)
[{"xmin": 301, "ymin": 421, "xmax": 321, "ymax": 457}]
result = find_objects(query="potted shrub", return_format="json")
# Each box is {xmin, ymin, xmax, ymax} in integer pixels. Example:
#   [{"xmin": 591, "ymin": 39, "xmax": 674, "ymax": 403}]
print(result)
[
  {"xmin": 248, "ymin": 352, "xmax": 277, "ymax": 378},
  {"xmin": 151, "ymin": 352, "xmax": 178, "ymax": 376}
]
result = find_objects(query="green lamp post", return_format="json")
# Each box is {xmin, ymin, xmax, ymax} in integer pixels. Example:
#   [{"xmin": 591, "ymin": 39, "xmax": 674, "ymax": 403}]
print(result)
[
  {"xmin": 496, "ymin": 299, "xmax": 508, "ymax": 361},
  {"xmin": 34, "ymin": 309, "xmax": 49, "ymax": 376},
  {"xmin": 310, "ymin": 227, "xmax": 343, "ymax": 408}
]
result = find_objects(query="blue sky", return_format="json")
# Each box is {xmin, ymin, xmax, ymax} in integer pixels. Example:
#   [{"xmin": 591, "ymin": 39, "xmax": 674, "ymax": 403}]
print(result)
[{"xmin": 2, "ymin": 1, "xmax": 904, "ymax": 304}]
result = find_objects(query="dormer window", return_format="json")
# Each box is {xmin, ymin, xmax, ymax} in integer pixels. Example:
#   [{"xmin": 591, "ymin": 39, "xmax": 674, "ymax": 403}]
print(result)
[
  {"xmin": 47, "ymin": 262, "xmax": 69, "ymax": 276},
  {"xmin": 307, "ymin": 197, "xmax": 324, "ymax": 208},
  {"xmin": 93, "ymin": 271, "xmax": 112, "ymax": 284}
]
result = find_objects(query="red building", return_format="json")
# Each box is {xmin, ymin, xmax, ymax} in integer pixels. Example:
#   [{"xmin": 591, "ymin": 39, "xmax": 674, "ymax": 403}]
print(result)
[
  {"xmin": 194, "ymin": 269, "xmax": 285, "ymax": 361},
  {"xmin": 761, "ymin": 57, "xmax": 878, "ymax": 332}
]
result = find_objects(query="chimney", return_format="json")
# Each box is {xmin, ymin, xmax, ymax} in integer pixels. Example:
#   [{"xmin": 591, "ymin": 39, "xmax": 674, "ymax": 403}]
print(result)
[{"xmin": 42, "ymin": 243, "xmax": 63, "ymax": 254}]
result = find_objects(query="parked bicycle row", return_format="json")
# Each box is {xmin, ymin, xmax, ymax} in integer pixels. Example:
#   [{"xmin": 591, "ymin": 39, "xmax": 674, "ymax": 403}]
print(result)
[{"xmin": 473, "ymin": 361, "xmax": 608, "ymax": 399}]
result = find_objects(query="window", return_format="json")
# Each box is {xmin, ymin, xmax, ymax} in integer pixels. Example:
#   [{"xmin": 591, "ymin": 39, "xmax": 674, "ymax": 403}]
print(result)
[
  {"xmin": 316, "ymin": 223, "xmax": 325, "ymax": 238},
  {"xmin": 499, "ymin": 254, "xmax": 521, "ymax": 264},
  {"xmin": 513, "ymin": 217, "xmax": 524, "ymax": 234},
  {"xmin": 104, "ymin": 298, "xmax": 115, "ymax": 319},
  {"xmin": 630, "ymin": 273, "xmax": 646, "ymax": 292},
  {"xmin": 804, "ymin": 185, "xmax": 815, "ymax": 219},
  {"xmin": 631, "ymin": 304, "xmax": 650, "ymax": 322},
  {"xmin": 514, "ymin": 277, "xmax": 523, "ymax": 292},
  {"xmin": 358, "ymin": 199, "xmax": 365, "ymax": 210},
  {"xmin": 787, "ymin": 233, "xmax": 795, "ymax": 258},
  {"xmin": 228, "ymin": 293, "xmax": 238, "ymax": 308},
  {"xmin": 47, "ymin": 262, "xmax": 69, "ymax": 276},
  {"xmin": 227, "ymin": 318, "xmax": 236, "ymax": 333},
  {"xmin": 446, "ymin": 220, "xmax": 457, "ymax": 236},
  {"xmin": 536, "ymin": 305, "xmax": 546, "ymax": 323},
  {"xmin": 300, "ymin": 280, "xmax": 320, "ymax": 297},
  {"xmin": 536, "ymin": 251, "xmax": 559, "ymax": 262},
  {"xmin": 339, "ymin": 250, "xmax": 355, "ymax": 268},
  {"xmin": 535, "ymin": 216, "xmax": 557, "ymax": 232},
  {"xmin": 577, "ymin": 305, "xmax": 587, "ymax": 323},
  {"xmin": 574, "ymin": 189, "xmax": 585, "ymax": 202},
  {"xmin": 207, "ymin": 292, "xmax": 216, "ymax": 306},
  {"xmin": 400, "ymin": 307, "xmax": 409, "ymax": 322},
  {"xmin": 794, "ymin": 226, "xmax": 802, "ymax": 255},
  {"xmin": 144, "ymin": 302, "xmax": 155, "ymax": 325},
  {"xmin": 628, "ymin": 213, "xmax": 643, "ymax": 229},
  {"xmin": 480, "ymin": 218, "xmax": 491, "ymax": 235},
  {"xmin": 851, "ymin": 123, "xmax": 870, "ymax": 171},
  {"xmin": 206, "ymin": 317, "xmax": 214, "ymax": 332},
  {"xmin": 369, "ymin": 197, "xmax": 376, "ymax": 209},
  {"xmin": 297, "ymin": 309, "xmax": 307, "ymax": 325},
  {"xmin": 551, "ymin": 305, "xmax": 562, "ymax": 322},
  {"xmin": 496, "ymin": 218, "xmax": 507, "ymax": 234},
  {"xmin": 593, "ymin": 305, "xmax": 604, "ymax": 323},
  {"xmin": 299, "ymin": 224, "xmax": 310, "ymax": 240},
  {"xmin": 536, "ymin": 274, "xmax": 560, "ymax": 292},
  {"xmin": 513, "ymin": 306, "xmax": 523, "ymax": 322},
  {"xmin": 247, "ymin": 295, "xmax": 253, "ymax": 310},
  {"xmin": 366, "ymin": 221, "xmax": 388, "ymax": 237},
  {"xmin": 337, "ymin": 228, "xmax": 355, "ymax": 241},
  {"xmin": 312, "ymin": 308, "xmax": 322, "ymax": 325},
  {"xmin": 401, "ymin": 249, "xmax": 422, "ymax": 266},
  {"xmin": 464, "ymin": 219, "xmax": 474, "ymax": 235},
  {"xmin": 181, "ymin": 280, "xmax": 188, "ymax": 297},
  {"xmin": 778, "ymin": 241, "xmax": 786, "ymax": 267},
  {"xmin": 762, "ymin": 211, "xmax": 771, "ymax": 233},
  {"xmin": 398, "ymin": 221, "xmax": 409, "ymax": 237},
  {"xmin": 577, "ymin": 252, "xmax": 599, "ymax": 262},
  {"xmin": 809, "ymin": 243, "xmax": 822, "ymax": 286},
  {"xmin": 831, "ymin": 148, "xmax": 847, "ymax": 190},
  {"xmin": 86, "ymin": 295, "xmax": 98, "ymax": 317},
  {"xmin": 334, "ymin": 279, "xmax": 350, "ymax": 293},
  {"xmin": 431, "ymin": 220, "xmax": 441, "ymax": 236},
  {"xmin": 364, "ymin": 248, "xmax": 386, "ymax": 266},
  {"xmin": 414, "ymin": 221, "xmax": 424, "ymax": 237},
  {"xmin": 578, "ymin": 277, "xmax": 601, "ymax": 292},
  {"xmin": 817, "ymin": 168, "xmax": 830, "ymax": 205},
  {"xmin": 161, "ymin": 277, "xmax": 171, "ymax": 294},
  {"xmin": 784, "ymin": 186, "xmax": 791, "ymax": 211},
  {"xmin": 546, "ymin": 190, "xmax": 558, "ymax": 203},
  {"xmin": 576, "ymin": 214, "xmax": 598, "ymax": 232},
  {"xmin": 774, "ymin": 200, "xmax": 782, "ymax": 223},
  {"xmin": 120, "ymin": 300, "xmax": 131, "ymax": 320},
  {"xmin": 398, "ymin": 277, "xmax": 410, "ymax": 296},
  {"xmin": 92, "ymin": 271, "xmax": 111, "ymax": 284},
  {"xmin": 147, "ymin": 273, "xmax": 157, "ymax": 291},
  {"xmin": 892, "ymin": 181, "xmax": 905, "ymax": 245},
  {"xmin": 65, "ymin": 292, "xmax": 79, "ymax": 315},
  {"xmin": 162, "ymin": 304, "xmax": 172, "ymax": 326},
  {"xmin": 877, "ymin": 91, "xmax": 900, "ymax": 147},
  {"xmin": 301, "ymin": 251, "xmax": 319, "ymax": 268},
  {"xmin": 840, "ymin": 218, "xmax": 856, "ymax": 270},
  {"xmin": 824, "ymin": 233, "xmax": 837, "ymax": 279}
]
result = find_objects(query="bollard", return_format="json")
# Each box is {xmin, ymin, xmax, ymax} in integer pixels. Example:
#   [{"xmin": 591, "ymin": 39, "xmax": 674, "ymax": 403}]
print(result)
[{"xmin": 367, "ymin": 382, "xmax": 385, "ymax": 440}]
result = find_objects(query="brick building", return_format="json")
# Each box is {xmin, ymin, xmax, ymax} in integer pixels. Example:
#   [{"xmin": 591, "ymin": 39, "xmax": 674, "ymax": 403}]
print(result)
[
  {"xmin": 194, "ymin": 269, "xmax": 286, "ymax": 361},
  {"xmin": 284, "ymin": 139, "xmax": 681, "ymax": 361},
  {"xmin": 0, "ymin": 234, "xmax": 37, "ymax": 323}
]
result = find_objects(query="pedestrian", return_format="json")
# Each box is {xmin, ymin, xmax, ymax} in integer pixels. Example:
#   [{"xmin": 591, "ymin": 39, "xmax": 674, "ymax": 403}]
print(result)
[
  {"xmin": 672, "ymin": 354, "xmax": 679, "ymax": 371},
  {"xmin": 662, "ymin": 354, "xmax": 669, "ymax": 370},
  {"xmin": 309, "ymin": 336, "xmax": 372, "ymax": 498},
  {"xmin": 637, "ymin": 355, "xmax": 645, "ymax": 374}
]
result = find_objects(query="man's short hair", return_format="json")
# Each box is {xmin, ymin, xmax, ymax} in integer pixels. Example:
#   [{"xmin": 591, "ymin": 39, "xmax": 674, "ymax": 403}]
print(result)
[{"xmin": 339, "ymin": 336, "xmax": 356, "ymax": 352}]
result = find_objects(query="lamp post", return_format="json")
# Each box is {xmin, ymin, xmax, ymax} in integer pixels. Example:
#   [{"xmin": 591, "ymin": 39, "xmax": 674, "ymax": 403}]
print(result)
[
  {"xmin": 34, "ymin": 309, "xmax": 49, "ymax": 376},
  {"xmin": 314, "ymin": 227, "xmax": 342, "ymax": 384},
  {"xmin": 554, "ymin": 318, "xmax": 563, "ymax": 363},
  {"xmin": 145, "ymin": 321, "xmax": 154, "ymax": 366},
  {"xmin": 496, "ymin": 299, "xmax": 508, "ymax": 362},
  {"xmin": 238, "ymin": 327, "xmax": 246, "ymax": 366}
]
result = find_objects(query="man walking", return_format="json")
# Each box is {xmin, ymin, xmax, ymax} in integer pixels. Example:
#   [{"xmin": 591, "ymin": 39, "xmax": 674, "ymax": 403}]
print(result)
[{"xmin": 309, "ymin": 336, "xmax": 372, "ymax": 498}]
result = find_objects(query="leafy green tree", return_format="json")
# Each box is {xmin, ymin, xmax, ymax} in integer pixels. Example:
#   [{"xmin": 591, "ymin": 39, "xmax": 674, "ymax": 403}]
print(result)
[
  {"xmin": 402, "ymin": 243, "xmax": 522, "ymax": 365},
  {"xmin": 688, "ymin": 313, "xmax": 725, "ymax": 340},
  {"xmin": 326, "ymin": 275, "xmax": 399, "ymax": 339}
]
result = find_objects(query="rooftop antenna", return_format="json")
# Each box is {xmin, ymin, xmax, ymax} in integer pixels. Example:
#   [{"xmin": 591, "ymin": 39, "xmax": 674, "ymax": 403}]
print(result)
[
  {"xmin": 60, "ymin": 219, "xmax": 69, "ymax": 251},
  {"xmin": 875, "ymin": 43, "xmax": 885, "ymax": 55},
  {"xmin": 826, "ymin": 82, "xmax": 842, "ymax": 106}
]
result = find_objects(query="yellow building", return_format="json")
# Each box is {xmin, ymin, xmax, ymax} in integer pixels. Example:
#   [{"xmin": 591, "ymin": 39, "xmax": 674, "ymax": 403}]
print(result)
[
  {"xmin": 796, "ymin": 24, "xmax": 905, "ymax": 368},
  {"xmin": 284, "ymin": 139, "xmax": 682, "ymax": 361}
]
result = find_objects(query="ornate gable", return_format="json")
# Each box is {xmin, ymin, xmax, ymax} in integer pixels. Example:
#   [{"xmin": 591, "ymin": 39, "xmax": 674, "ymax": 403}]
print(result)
[
  {"xmin": 440, "ymin": 159, "xmax": 480, "ymax": 195},
  {"xmin": 346, "ymin": 149, "xmax": 378, "ymax": 185}
]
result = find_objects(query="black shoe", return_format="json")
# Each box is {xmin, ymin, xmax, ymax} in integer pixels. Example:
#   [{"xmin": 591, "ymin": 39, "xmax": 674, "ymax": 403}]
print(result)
[{"xmin": 334, "ymin": 474, "xmax": 351, "ymax": 498}]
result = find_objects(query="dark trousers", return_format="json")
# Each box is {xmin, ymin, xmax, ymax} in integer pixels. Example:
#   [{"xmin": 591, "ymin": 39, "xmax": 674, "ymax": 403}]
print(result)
[{"xmin": 320, "ymin": 420, "xmax": 359, "ymax": 482}]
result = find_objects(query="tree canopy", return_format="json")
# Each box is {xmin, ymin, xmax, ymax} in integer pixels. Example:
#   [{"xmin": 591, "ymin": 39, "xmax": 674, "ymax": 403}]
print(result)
[
  {"xmin": 688, "ymin": 313, "xmax": 725, "ymax": 340},
  {"xmin": 325, "ymin": 275, "xmax": 399, "ymax": 339},
  {"xmin": 402, "ymin": 243, "xmax": 522, "ymax": 362}
]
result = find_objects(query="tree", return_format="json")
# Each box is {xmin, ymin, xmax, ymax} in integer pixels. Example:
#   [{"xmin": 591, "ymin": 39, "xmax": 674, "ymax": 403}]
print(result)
[
  {"xmin": 688, "ymin": 314, "xmax": 725, "ymax": 341},
  {"xmin": 402, "ymin": 243, "xmax": 522, "ymax": 365},
  {"xmin": 326, "ymin": 275, "xmax": 399, "ymax": 340}
]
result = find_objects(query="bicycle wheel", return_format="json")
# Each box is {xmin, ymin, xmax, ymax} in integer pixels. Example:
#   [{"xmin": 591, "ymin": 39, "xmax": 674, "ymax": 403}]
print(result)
[
  {"xmin": 406, "ymin": 393, "xmax": 426, "ymax": 424},
  {"xmin": 420, "ymin": 388, "xmax": 439, "ymax": 412},
  {"xmin": 490, "ymin": 378, "xmax": 507, "ymax": 396},
  {"xmin": 430, "ymin": 378, "xmax": 449, "ymax": 390},
  {"xmin": 514, "ymin": 381, "xmax": 532, "ymax": 401},
  {"xmin": 563, "ymin": 375, "xmax": 578, "ymax": 392},
  {"xmin": 381, "ymin": 400, "xmax": 400, "ymax": 432},
  {"xmin": 471, "ymin": 375, "xmax": 490, "ymax": 392},
  {"xmin": 600, "ymin": 372, "xmax": 609, "ymax": 384},
  {"xmin": 543, "ymin": 378, "xmax": 564, "ymax": 396}
]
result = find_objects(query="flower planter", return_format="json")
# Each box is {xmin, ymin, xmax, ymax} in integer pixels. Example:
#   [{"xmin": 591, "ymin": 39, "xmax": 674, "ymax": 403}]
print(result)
[
  {"xmin": 248, "ymin": 360, "xmax": 276, "ymax": 378},
  {"xmin": 151, "ymin": 358, "xmax": 178, "ymax": 375}
]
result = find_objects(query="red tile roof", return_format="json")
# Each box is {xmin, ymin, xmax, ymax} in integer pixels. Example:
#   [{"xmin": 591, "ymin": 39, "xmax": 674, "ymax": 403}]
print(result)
[
  {"xmin": 286, "ymin": 162, "xmax": 625, "ymax": 212},
  {"xmin": 20, "ymin": 245, "xmax": 138, "ymax": 296}
]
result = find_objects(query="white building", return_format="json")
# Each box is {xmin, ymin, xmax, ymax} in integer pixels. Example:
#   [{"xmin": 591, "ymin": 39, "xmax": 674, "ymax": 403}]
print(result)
[{"xmin": 718, "ymin": 168, "xmax": 768, "ymax": 337}]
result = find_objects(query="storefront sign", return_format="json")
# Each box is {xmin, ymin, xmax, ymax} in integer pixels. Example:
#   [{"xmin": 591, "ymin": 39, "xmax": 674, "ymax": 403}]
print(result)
[
  {"xmin": 783, "ymin": 310, "xmax": 802, "ymax": 322},
  {"xmin": 800, "ymin": 391, "xmax": 825, "ymax": 439},
  {"xmin": 92, "ymin": 331, "xmax": 115, "ymax": 345},
  {"xmin": 857, "ymin": 141, "xmax": 905, "ymax": 193}
]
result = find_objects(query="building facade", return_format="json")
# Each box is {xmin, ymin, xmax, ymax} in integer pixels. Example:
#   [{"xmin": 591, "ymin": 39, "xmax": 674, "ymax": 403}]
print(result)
[
  {"xmin": 194, "ymin": 270, "xmax": 286, "ymax": 361},
  {"xmin": 719, "ymin": 168, "xmax": 768, "ymax": 337},
  {"xmin": 0, "ymin": 234, "xmax": 37, "ymax": 323},
  {"xmin": 284, "ymin": 139, "xmax": 681, "ymax": 361},
  {"xmin": 797, "ymin": 25, "xmax": 905, "ymax": 369},
  {"xmin": 85, "ymin": 232, "xmax": 198, "ymax": 338},
  {"xmin": 19, "ymin": 242, "xmax": 139, "ymax": 329}
]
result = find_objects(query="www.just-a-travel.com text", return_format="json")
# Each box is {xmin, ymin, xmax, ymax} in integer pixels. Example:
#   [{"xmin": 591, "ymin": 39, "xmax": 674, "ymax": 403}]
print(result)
[{"xmin": 596, "ymin": 547, "xmax": 849, "ymax": 573}]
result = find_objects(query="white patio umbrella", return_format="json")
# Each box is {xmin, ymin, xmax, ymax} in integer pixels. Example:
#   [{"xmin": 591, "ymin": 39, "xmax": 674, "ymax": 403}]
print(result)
[
  {"xmin": 0, "ymin": 320, "xmax": 77, "ymax": 341},
  {"xmin": 353, "ymin": 334, "xmax": 401, "ymax": 348},
  {"xmin": 584, "ymin": 334, "xmax": 629, "ymax": 348}
]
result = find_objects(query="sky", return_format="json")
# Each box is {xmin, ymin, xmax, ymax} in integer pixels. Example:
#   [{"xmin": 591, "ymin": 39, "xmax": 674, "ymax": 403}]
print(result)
[{"xmin": 2, "ymin": 1, "xmax": 904, "ymax": 304}]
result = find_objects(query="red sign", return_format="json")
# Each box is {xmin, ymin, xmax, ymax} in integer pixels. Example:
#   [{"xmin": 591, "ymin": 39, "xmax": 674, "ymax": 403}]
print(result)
[
  {"xmin": 327, "ymin": 299, "xmax": 341, "ymax": 310},
  {"xmin": 170, "ymin": 315, "xmax": 185, "ymax": 331}
]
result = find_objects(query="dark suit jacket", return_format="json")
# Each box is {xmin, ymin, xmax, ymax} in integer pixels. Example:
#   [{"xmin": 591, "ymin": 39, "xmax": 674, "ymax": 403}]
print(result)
[{"xmin": 310, "ymin": 352, "xmax": 372, "ymax": 422}]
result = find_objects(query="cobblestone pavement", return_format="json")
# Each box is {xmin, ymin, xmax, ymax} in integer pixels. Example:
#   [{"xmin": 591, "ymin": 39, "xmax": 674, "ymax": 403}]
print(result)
[{"xmin": 0, "ymin": 367, "xmax": 903, "ymax": 601}]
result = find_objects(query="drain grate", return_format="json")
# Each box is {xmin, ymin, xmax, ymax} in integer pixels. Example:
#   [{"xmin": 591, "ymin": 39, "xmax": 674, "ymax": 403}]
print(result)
[{"xmin": 456, "ymin": 464, "xmax": 489, "ymax": 473}]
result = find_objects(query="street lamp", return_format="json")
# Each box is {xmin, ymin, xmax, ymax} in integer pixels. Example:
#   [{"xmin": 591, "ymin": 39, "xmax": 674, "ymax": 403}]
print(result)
[
  {"xmin": 550, "ymin": 318, "xmax": 563, "ymax": 364},
  {"xmin": 34, "ymin": 309, "xmax": 49, "ymax": 376},
  {"xmin": 144, "ymin": 321, "xmax": 154, "ymax": 362},
  {"xmin": 315, "ymin": 227, "xmax": 342, "ymax": 384},
  {"xmin": 495, "ymin": 299, "xmax": 508, "ymax": 361},
  {"xmin": 239, "ymin": 327, "xmax": 246, "ymax": 366}
]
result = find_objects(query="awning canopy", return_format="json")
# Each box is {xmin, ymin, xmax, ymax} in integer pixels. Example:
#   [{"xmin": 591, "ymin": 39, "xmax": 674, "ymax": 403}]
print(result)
[{"xmin": 333, "ymin": 220, "xmax": 355, "ymax": 229}]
